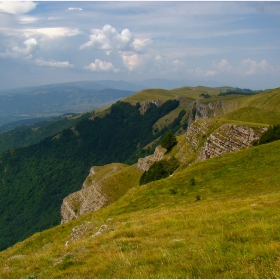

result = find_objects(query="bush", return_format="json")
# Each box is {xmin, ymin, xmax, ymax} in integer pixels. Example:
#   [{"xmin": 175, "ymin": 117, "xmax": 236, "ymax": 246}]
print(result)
[
  {"xmin": 253, "ymin": 125, "xmax": 280, "ymax": 146},
  {"xmin": 139, "ymin": 156, "xmax": 180, "ymax": 185},
  {"xmin": 161, "ymin": 132, "xmax": 178, "ymax": 151}
]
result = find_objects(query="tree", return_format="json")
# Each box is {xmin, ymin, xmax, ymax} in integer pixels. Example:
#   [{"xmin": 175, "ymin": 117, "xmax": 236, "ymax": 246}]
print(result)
[{"xmin": 161, "ymin": 132, "xmax": 178, "ymax": 151}]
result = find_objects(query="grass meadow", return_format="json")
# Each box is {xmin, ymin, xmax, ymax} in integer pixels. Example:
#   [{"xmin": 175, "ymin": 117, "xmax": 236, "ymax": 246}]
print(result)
[{"xmin": 1, "ymin": 139, "xmax": 280, "ymax": 278}]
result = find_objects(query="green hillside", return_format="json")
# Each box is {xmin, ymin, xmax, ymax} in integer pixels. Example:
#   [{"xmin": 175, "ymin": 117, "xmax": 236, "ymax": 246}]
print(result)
[
  {"xmin": 0, "ymin": 86, "xmax": 280, "ymax": 278},
  {"xmin": 0, "ymin": 112, "xmax": 94, "ymax": 154},
  {"xmin": 0, "ymin": 99, "xmax": 182, "ymax": 251},
  {"xmin": 220, "ymin": 87, "xmax": 280, "ymax": 125},
  {"xmin": 0, "ymin": 139, "xmax": 280, "ymax": 278}
]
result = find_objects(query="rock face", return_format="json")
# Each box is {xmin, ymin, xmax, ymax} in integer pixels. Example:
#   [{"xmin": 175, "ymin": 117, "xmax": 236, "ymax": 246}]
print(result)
[
  {"xmin": 137, "ymin": 146, "xmax": 167, "ymax": 171},
  {"xmin": 197, "ymin": 124, "xmax": 267, "ymax": 161},
  {"xmin": 60, "ymin": 164, "xmax": 126, "ymax": 224},
  {"xmin": 177, "ymin": 119, "xmax": 267, "ymax": 165},
  {"xmin": 139, "ymin": 100, "xmax": 161, "ymax": 114},
  {"xmin": 177, "ymin": 119, "xmax": 219, "ymax": 164}
]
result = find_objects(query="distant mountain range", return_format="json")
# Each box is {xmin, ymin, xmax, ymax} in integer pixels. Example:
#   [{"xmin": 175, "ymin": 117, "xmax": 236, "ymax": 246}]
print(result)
[
  {"xmin": 0, "ymin": 78, "xmax": 226, "ymax": 95},
  {"xmin": 0, "ymin": 87, "xmax": 134, "ymax": 125},
  {"xmin": 0, "ymin": 79, "xmax": 226, "ymax": 126}
]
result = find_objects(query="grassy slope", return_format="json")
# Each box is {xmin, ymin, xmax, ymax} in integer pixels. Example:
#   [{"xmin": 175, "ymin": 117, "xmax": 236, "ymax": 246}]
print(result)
[
  {"xmin": 152, "ymin": 106, "xmax": 189, "ymax": 133},
  {"xmin": 1, "ymin": 87, "xmax": 280, "ymax": 278},
  {"xmin": 220, "ymin": 88, "xmax": 280, "ymax": 125},
  {"xmin": 1, "ymin": 140, "xmax": 280, "ymax": 278},
  {"xmin": 124, "ymin": 86, "xmax": 220, "ymax": 103}
]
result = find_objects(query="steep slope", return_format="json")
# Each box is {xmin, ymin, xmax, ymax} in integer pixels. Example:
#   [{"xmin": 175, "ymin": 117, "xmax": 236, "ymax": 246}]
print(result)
[
  {"xmin": 61, "ymin": 163, "xmax": 142, "ymax": 223},
  {"xmin": 1, "ymin": 140, "xmax": 280, "ymax": 278},
  {"xmin": 59, "ymin": 118, "xmax": 267, "ymax": 222},
  {"xmin": 0, "ymin": 86, "xmax": 278, "ymax": 253},
  {"xmin": 0, "ymin": 99, "xmax": 182, "ymax": 251},
  {"xmin": 0, "ymin": 112, "xmax": 94, "ymax": 154}
]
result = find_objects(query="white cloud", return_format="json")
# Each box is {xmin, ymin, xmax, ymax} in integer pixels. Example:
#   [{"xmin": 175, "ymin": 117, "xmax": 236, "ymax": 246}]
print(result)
[
  {"xmin": 68, "ymin": 7, "xmax": 83, "ymax": 11},
  {"xmin": 0, "ymin": 27, "xmax": 82, "ymax": 39},
  {"xmin": 0, "ymin": 1, "xmax": 36, "ymax": 15},
  {"xmin": 186, "ymin": 67, "xmax": 216, "ymax": 77},
  {"xmin": 121, "ymin": 53, "xmax": 151, "ymax": 71},
  {"xmin": 84, "ymin": 59, "xmax": 116, "ymax": 72},
  {"xmin": 0, "ymin": 38, "xmax": 38, "ymax": 59},
  {"xmin": 80, "ymin": 24, "xmax": 151, "ymax": 54},
  {"xmin": 214, "ymin": 59, "xmax": 233, "ymax": 72},
  {"xmin": 155, "ymin": 55, "xmax": 162, "ymax": 62},
  {"xmin": 27, "ymin": 27, "xmax": 81, "ymax": 39},
  {"xmin": 36, "ymin": 58, "xmax": 73, "ymax": 68},
  {"xmin": 17, "ymin": 16, "xmax": 38, "ymax": 25},
  {"xmin": 239, "ymin": 58, "xmax": 268, "ymax": 75},
  {"xmin": 172, "ymin": 59, "xmax": 184, "ymax": 67},
  {"xmin": 205, "ymin": 70, "xmax": 217, "ymax": 76},
  {"xmin": 132, "ymin": 38, "xmax": 152, "ymax": 53}
]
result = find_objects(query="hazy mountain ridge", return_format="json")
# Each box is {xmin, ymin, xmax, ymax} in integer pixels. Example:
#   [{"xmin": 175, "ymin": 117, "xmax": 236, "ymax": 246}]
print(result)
[{"xmin": 0, "ymin": 86, "xmax": 136, "ymax": 125}]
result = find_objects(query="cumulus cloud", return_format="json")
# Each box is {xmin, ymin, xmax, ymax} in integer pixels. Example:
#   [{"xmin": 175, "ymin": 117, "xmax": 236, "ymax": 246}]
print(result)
[
  {"xmin": 80, "ymin": 24, "xmax": 151, "ymax": 54},
  {"xmin": 239, "ymin": 58, "xmax": 268, "ymax": 75},
  {"xmin": 84, "ymin": 59, "xmax": 118, "ymax": 72},
  {"xmin": 122, "ymin": 54, "xmax": 139, "ymax": 71},
  {"xmin": 35, "ymin": 58, "xmax": 73, "ymax": 67},
  {"xmin": 0, "ymin": 1, "xmax": 37, "ymax": 15},
  {"xmin": 0, "ymin": 38, "xmax": 38, "ymax": 59},
  {"xmin": 214, "ymin": 59, "xmax": 233, "ymax": 72}
]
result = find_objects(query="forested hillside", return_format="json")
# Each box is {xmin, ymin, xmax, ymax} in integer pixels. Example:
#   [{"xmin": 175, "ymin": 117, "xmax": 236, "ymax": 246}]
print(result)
[
  {"xmin": 0, "ymin": 112, "xmax": 94, "ymax": 154},
  {"xmin": 0, "ymin": 99, "xmax": 183, "ymax": 251}
]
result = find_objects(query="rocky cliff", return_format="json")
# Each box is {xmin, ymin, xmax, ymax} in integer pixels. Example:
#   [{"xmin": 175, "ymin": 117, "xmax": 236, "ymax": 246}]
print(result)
[
  {"xmin": 197, "ymin": 124, "xmax": 267, "ymax": 161},
  {"xmin": 60, "ymin": 163, "xmax": 127, "ymax": 224},
  {"xmin": 137, "ymin": 146, "xmax": 167, "ymax": 171},
  {"xmin": 177, "ymin": 119, "xmax": 267, "ymax": 165}
]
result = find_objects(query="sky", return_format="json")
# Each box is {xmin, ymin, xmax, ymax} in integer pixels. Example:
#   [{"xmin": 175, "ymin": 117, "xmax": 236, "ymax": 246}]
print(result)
[{"xmin": 0, "ymin": 1, "xmax": 280, "ymax": 90}]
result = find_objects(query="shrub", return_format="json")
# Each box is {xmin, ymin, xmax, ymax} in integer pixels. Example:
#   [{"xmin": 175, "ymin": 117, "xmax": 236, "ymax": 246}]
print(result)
[
  {"xmin": 161, "ymin": 132, "xmax": 178, "ymax": 151},
  {"xmin": 253, "ymin": 125, "xmax": 280, "ymax": 146},
  {"xmin": 139, "ymin": 156, "xmax": 180, "ymax": 186}
]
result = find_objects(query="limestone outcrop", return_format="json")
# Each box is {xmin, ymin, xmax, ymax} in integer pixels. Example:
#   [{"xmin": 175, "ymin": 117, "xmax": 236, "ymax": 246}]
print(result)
[
  {"xmin": 60, "ymin": 164, "xmax": 127, "ymax": 224},
  {"xmin": 137, "ymin": 146, "xmax": 167, "ymax": 171},
  {"xmin": 177, "ymin": 119, "xmax": 267, "ymax": 165},
  {"xmin": 197, "ymin": 124, "xmax": 267, "ymax": 161},
  {"xmin": 139, "ymin": 100, "xmax": 161, "ymax": 114}
]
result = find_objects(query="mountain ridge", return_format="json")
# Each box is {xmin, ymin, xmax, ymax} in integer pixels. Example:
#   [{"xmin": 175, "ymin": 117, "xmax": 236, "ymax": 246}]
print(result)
[{"xmin": 0, "ymin": 86, "xmax": 279, "ymax": 278}]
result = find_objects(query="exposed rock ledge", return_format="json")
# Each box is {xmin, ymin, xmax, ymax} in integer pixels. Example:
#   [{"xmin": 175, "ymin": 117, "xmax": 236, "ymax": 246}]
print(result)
[
  {"xmin": 60, "ymin": 164, "xmax": 126, "ymax": 224},
  {"xmin": 197, "ymin": 124, "xmax": 267, "ymax": 161},
  {"xmin": 137, "ymin": 146, "xmax": 167, "ymax": 171}
]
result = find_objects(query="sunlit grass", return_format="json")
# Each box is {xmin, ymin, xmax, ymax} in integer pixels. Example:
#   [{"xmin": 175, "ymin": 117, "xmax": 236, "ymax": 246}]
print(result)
[{"xmin": 1, "ymin": 139, "xmax": 280, "ymax": 278}]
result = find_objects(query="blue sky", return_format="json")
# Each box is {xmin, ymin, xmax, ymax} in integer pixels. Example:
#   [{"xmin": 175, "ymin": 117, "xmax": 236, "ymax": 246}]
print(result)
[{"xmin": 0, "ymin": 1, "xmax": 279, "ymax": 90}]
